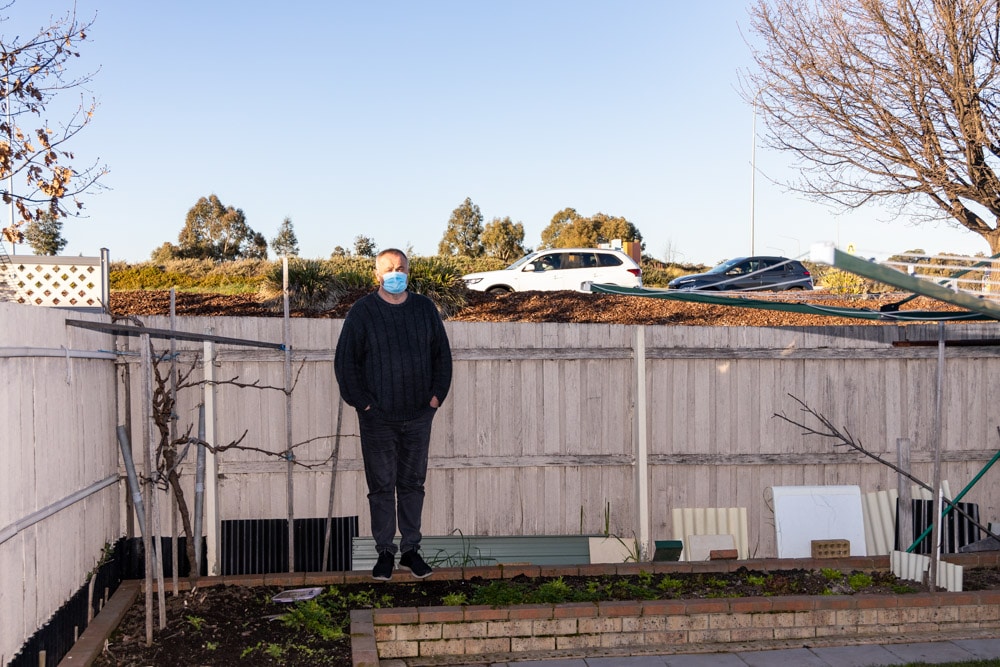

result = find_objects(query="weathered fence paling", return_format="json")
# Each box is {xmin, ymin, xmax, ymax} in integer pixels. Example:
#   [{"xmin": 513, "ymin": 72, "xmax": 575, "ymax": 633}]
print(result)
[{"xmin": 4, "ymin": 303, "xmax": 1000, "ymax": 664}]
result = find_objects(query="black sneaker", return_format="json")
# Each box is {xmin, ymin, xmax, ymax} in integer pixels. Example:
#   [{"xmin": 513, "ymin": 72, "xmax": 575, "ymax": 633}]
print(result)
[
  {"xmin": 371, "ymin": 551, "xmax": 394, "ymax": 581},
  {"xmin": 399, "ymin": 550, "xmax": 433, "ymax": 579}
]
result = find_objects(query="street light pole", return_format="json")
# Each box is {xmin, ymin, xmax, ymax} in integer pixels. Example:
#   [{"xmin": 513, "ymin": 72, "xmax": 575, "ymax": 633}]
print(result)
[{"xmin": 750, "ymin": 98, "xmax": 757, "ymax": 256}]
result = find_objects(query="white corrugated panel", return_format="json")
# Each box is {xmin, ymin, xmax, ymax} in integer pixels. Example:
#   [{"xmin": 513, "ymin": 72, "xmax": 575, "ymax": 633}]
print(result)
[
  {"xmin": 671, "ymin": 507, "xmax": 748, "ymax": 560},
  {"xmin": 890, "ymin": 549, "xmax": 963, "ymax": 592},
  {"xmin": 862, "ymin": 489, "xmax": 899, "ymax": 556}
]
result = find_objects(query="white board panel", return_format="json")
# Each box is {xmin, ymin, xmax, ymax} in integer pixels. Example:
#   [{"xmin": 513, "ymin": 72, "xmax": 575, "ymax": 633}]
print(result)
[{"xmin": 772, "ymin": 485, "xmax": 867, "ymax": 558}]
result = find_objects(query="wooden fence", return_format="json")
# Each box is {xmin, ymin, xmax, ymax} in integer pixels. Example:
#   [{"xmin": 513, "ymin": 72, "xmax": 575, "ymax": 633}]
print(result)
[
  {"xmin": 0, "ymin": 303, "xmax": 119, "ymax": 665},
  {"xmin": 120, "ymin": 316, "xmax": 1000, "ymax": 565},
  {"xmin": 4, "ymin": 304, "xmax": 1000, "ymax": 661}
]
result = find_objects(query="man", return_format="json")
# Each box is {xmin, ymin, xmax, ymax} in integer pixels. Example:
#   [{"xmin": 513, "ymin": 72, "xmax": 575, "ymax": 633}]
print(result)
[{"xmin": 334, "ymin": 248, "xmax": 452, "ymax": 580}]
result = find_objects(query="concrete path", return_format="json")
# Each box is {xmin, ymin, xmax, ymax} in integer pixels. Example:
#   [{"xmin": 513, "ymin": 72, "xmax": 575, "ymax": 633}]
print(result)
[{"xmin": 427, "ymin": 636, "xmax": 1000, "ymax": 666}]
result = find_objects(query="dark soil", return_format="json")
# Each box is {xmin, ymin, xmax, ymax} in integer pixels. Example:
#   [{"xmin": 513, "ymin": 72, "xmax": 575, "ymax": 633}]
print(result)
[
  {"xmin": 109, "ymin": 289, "xmax": 968, "ymax": 327},
  {"xmin": 94, "ymin": 566, "xmax": 1000, "ymax": 667}
]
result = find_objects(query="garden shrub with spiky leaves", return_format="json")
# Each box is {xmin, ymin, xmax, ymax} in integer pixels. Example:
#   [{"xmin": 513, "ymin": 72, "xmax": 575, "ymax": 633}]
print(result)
[{"xmin": 262, "ymin": 258, "xmax": 344, "ymax": 312}]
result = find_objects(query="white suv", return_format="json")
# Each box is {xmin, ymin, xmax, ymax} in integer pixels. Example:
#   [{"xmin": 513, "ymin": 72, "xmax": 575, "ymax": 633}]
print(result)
[{"xmin": 462, "ymin": 248, "xmax": 642, "ymax": 293}]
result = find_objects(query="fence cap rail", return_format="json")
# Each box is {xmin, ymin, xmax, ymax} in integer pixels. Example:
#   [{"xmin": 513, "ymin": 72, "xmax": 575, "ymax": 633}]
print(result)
[{"xmin": 64, "ymin": 319, "xmax": 287, "ymax": 350}]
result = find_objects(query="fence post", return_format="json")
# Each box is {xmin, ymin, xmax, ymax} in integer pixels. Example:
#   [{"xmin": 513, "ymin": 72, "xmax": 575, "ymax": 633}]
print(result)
[
  {"xmin": 633, "ymin": 326, "xmax": 649, "ymax": 559},
  {"xmin": 203, "ymin": 336, "xmax": 220, "ymax": 576}
]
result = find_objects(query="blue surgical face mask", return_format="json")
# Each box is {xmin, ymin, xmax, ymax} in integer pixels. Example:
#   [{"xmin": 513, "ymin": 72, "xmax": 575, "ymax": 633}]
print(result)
[{"xmin": 382, "ymin": 271, "xmax": 408, "ymax": 294}]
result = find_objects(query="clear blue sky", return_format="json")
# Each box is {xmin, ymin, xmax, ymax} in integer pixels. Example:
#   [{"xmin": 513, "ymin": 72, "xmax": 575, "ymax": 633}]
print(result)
[{"xmin": 2, "ymin": 1, "xmax": 992, "ymax": 265}]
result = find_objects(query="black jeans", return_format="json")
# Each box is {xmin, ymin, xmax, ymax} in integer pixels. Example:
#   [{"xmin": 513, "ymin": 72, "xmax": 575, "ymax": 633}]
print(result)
[{"xmin": 358, "ymin": 408, "xmax": 436, "ymax": 555}]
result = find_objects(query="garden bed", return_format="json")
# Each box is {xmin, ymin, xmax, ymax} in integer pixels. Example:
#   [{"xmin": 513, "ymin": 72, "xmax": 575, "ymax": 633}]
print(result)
[{"xmin": 83, "ymin": 555, "xmax": 1000, "ymax": 667}]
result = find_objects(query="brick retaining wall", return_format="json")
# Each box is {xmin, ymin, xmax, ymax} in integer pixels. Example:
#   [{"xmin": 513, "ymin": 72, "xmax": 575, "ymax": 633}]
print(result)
[{"xmin": 353, "ymin": 553, "xmax": 1000, "ymax": 666}]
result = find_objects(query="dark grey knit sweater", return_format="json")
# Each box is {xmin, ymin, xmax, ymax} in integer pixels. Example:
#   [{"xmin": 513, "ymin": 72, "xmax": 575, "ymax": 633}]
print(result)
[{"xmin": 334, "ymin": 290, "xmax": 452, "ymax": 422}]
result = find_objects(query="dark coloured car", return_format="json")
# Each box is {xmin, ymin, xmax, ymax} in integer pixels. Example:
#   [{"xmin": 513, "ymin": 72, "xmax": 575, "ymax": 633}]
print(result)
[{"xmin": 667, "ymin": 256, "xmax": 813, "ymax": 291}]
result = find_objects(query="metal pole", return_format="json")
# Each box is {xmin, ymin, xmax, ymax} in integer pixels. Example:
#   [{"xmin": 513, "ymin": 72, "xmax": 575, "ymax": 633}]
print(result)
[
  {"xmin": 322, "ymin": 398, "xmax": 344, "ymax": 571},
  {"xmin": 203, "ymin": 336, "xmax": 220, "ymax": 575},
  {"xmin": 750, "ymin": 92, "xmax": 758, "ymax": 256},
  {"xmin": 194, "ymin": 404, "xmax": 206, "ymax": 576},
  {"xmin": 928, "ymin": 322, "xmax": 945, "ymax": 590},
  {"xmin": 283, "ymin": 256, "xmax": 295, "ymax": 572},
  {"xmin": 169, "ymin": 289, "xmax": 178, "ymax": 594},
  {"xmin": 633, "ymin": 326, "xmax": 649, "ymax": 559}
]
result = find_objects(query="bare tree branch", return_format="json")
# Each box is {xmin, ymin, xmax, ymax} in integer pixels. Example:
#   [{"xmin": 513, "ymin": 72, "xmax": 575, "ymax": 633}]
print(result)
[
  {"xmin": 745, "ymin": 0, "xmax": 1000, "ymax": 252},
  {"xmin": 774, "ymin": 393, "xmax": 997, "ymax": 541}
]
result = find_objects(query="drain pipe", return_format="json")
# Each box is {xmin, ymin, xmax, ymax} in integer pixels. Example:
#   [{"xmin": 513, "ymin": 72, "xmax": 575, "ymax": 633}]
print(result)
[
  {"xmin": 193, "ymin": 404, "xmax": 206, "ymax": 576},
  {"xmin": 116, "ymin": 425, "xmax": 147, "ymax": 538}
]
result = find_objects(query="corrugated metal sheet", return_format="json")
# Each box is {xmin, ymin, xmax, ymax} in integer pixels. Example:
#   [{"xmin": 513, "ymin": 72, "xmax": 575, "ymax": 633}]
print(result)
[
  {"xmin": 352, "ymin": 535, "xmax": 594, "ymax": 570},
  {"xmin": 670, "ymin": 507, "xmax": 748, "ymax": 560},
  {"xmin": 891, "ymin": 549, "xmax": 964, "ymax": 592}
]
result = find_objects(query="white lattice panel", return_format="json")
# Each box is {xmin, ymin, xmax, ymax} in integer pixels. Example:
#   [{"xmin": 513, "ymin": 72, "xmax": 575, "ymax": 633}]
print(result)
[{"xmin": 9, "ymin": 254, "xmax": 107, "ymax": 308}]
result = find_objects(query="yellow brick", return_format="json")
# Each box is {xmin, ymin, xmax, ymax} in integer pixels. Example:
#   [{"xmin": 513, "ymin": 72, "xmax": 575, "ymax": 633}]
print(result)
[
  {"xmin": 442, "ymin": 621, "xmax": 488, "ymax": 639},
  {"xmin": 687, "ymin": 629, "xmax": 731, "ymax": 643},
  {"xmin": 643, "ymin": 630, "xmax": 686, "ymax": 645},
  {"xmin": 395, "ymin": 623, "xmax": 442, "ymax": 641},
  {"xmin": 378, "ymin": 640, "xmax": 419, "ymax": 658},
  {"xmin": 511, "ymin": 636, "xmax": 556, "ymax": 652},
  {"xmin": 753, "ymin": 612, "xmax": 795, "ymax": 629},
  {"xmin": 532, "ymin": 618, "xmax": 578, "ymax": 636},
  {"xmin": 774, "ymin": 627, "xmax": 816, "ymax": 640},
  {"xmin": 578, "ymin": 617, "xmax": 621, "ymax": 634},
  {"xmin": 601, "ymin": 631, "xmax": 643, "ymax": 648},
  {"xmin": 731, "ymin": 627, "xmax": 775, "ymax": 642},
  {"xmin": 487, "ymin": 620, "xmax": 533, "ymax": 637},
  {"xmin": 667, "ymin": 614, "xmax": 708, "ymax": 631},
  {"xmin": 373, "ymin": 625, "xmax": 395, "ymax": 641},
  {"xmin": 815, "ymin": 624, "xmax": 852, "ymax": 637},
  {"xmin": 709, "ymin": 613, "xmax": 754, "ymax": 630},
  {"xmin": 835, "ymin": 609, "xmax": 861, "ymax": 627},
  {"xmin": 557, "ymin": 634, "xmax": 603, "ymax": 650},
  {"xmin": 877, "ymin": 609, "xmax": 903, "ymax": 625},
  {"xmin": 418, "ymin": 638, "xmax": 465, "ymax": 657},
  {"xmin": 463, "ymin": 637, "xmax": 510, "ymax": 655}
]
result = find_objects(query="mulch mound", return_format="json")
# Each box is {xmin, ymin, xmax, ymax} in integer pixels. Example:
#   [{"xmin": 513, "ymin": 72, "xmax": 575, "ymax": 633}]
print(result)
[{"xmin": 109, "ymin": 290, "xmax": 966, "ymax": 327}]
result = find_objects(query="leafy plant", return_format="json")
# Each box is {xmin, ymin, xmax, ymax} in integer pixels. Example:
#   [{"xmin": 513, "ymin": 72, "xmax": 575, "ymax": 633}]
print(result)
[
  {"xmin": 441, "ymin": 592, "xmax": 468, "ymax": 606},
  {"xmin": 185, "ymin": 615, "xmax": 205, "ymax": 632},
  {"xmin": 203, "ymin": 641, "xmax": 218, "ymax": 651},
  {"xmin": 407, "ymin": 256, "xmax": 468, "ymax": 319},
  {"xmin": 657, "ymin": 575, "xmax": 684, "ymax": 592},
  {"xmin": 533, "ymin": 577, "xmax": 575, "ymax": 603},
  {"xmin": 820, "ymin": 568, "xmax": 843, "ymax": 581},
  {"xmin": 471, "ymin": 580, "xmax": 528, "ymax": 606},
  {"xmin": 848, "ymin": 572, "xmax": 874, "ymax": 590},
  {"xmin": 279, "ymin": 599, "xmax": 343, "ymax": 641},
  {"xmin": 262, "ymin": 258, "xmax": 344, "ymax": 312}
]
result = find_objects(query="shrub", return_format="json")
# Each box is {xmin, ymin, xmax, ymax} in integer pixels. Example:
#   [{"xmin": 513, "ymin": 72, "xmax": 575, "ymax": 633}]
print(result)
[
  {"xmin": 261, "ymin": 259, "xmax": 344, "ymax": 312},
  {"xmin": 819, "ymin": 268, "xmax": 879, "ymax": 294},
  {"xmin": 407, "ymin": 256, "xmax": 469, "ymax": 319}
]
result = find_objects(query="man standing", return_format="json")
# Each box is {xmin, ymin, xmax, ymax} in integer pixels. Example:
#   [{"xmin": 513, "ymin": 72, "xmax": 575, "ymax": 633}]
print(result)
[{"xmin": 334, "ymin": 249, "xmax": 452, "ymax": 580}]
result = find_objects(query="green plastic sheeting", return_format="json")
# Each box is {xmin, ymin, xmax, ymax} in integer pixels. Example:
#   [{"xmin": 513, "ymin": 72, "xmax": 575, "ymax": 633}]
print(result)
[{"xmin": 590, "ymin": 284, "xmax": 994, "ymax": 322}]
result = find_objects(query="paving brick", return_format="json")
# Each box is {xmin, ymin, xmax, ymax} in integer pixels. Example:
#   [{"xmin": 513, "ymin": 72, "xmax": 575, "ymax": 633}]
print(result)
[
  {"xmin": 464, "ymin": 605, "xmax": 508, "ymax": 621},
  {"xmin": 552, "ymin": 601, "xmax": 598, "ymax": 618},
  {"xmin": 598, "ymin": 600, "xmax": 643, "ymax": 617},
  {"xmin": 419, "ymin": 607, "xmax": 464, "ymax": 623},
  {"xmin": 509, "ymin": 604, "xmax": 556, "ymax": 620},
  {"xmin": 373, "ymin": 608, "xmax": 419, "ymax": 624}
]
